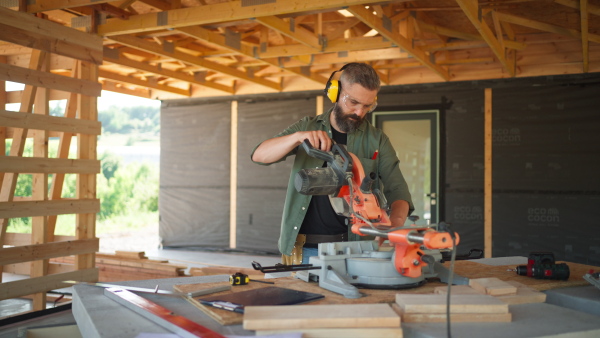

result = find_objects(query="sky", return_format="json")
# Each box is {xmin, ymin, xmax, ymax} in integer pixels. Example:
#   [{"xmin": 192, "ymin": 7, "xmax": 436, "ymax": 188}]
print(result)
[{"xmin": 4, "ymin": 81, "xmax": 161, "ymax": 110}]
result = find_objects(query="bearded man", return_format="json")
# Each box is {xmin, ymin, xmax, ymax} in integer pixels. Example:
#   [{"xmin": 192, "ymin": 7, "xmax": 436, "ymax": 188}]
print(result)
[{"xmin": 251, "ymin": 63, "xmax": 413, "ymax": 264}]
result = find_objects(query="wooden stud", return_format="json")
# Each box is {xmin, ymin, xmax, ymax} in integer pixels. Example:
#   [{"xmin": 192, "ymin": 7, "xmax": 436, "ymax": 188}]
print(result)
[
  {"xmin": 484, "ymin": 88, "xmax": 492, "ymax": 258},
  {"xmin": 581, "ymin": 0, "xmax": 589, "ymax": 72},
  {"xmin": 230, "ymin": 100, "xmax": 238, "ymax": 249},
  {"xmin": 31, "ymin": 52, "xmax": 51, "ymax": 310}
]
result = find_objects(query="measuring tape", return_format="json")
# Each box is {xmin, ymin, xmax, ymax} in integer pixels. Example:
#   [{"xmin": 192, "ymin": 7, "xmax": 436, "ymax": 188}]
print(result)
[{"xmin": 229, "ymin": 272, "xmax": 249, "ymax": 285}]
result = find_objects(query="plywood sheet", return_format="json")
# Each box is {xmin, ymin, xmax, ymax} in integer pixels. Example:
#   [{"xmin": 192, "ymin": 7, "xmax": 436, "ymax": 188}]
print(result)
[
  {"xmin": 395, "ymin": 294, "xmax": 509, "ymax": 314},
  {"xmin": 243, "ymin": 303, "xmax": 400, "ymax": 330}
]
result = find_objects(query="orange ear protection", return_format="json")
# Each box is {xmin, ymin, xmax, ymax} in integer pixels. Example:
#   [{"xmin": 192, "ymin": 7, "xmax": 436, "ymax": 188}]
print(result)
[{"xmin": 323, "ymin": 63, "xmax": 357, "ymax": 103}]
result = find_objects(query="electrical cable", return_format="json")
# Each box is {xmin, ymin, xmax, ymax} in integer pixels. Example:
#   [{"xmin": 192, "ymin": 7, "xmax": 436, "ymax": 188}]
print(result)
[{"xmin": 445, "ymin": 225, "xmax": 458, "ymax": 338}]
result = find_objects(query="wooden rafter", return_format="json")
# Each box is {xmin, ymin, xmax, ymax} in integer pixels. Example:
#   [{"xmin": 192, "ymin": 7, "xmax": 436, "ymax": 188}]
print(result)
[
  {"xmin": 97, "ymin": 0, "xmax": 395, "ymax": 36},
  {"xmin": 347, "ymin": 5, "xmax": 450, "ymax": 81},
  {"xmin": 256, "ymin": 16, "xmax": 321, "ymax": 50},
  {"xmin": 108, "ymin": 35, "xmax": 281, "ymax": 91},
  {"xmin": 455, "ymin": 0, "xmax": 515, "ymax": 77}
]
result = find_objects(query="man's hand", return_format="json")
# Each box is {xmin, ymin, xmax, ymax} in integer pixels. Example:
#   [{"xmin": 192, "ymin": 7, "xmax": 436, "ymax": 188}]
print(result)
[
  {"xmin": 252, "ymin": 130, "xmax": 332, "ymax": 164},
  {"xmin": 297, "ymin": 130, "xmax": 332, "ymax": 152}
]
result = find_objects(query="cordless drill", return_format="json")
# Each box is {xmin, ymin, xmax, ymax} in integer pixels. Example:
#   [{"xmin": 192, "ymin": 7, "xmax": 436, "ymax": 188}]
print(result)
[{"xmin": 511, "ymin": 252, "xmax": 570, "ymax": 280}]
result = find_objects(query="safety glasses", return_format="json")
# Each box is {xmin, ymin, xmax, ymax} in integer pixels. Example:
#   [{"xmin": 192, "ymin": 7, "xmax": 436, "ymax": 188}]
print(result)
[{"xmin": 340, "ymin": 91, "xmax": 378, "ymax": 114}]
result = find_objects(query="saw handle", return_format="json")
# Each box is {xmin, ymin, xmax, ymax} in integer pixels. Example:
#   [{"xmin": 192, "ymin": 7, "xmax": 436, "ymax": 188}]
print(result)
[{"xmin": 300, "ymin": 140, "xmax": 351, "ymax": 174}]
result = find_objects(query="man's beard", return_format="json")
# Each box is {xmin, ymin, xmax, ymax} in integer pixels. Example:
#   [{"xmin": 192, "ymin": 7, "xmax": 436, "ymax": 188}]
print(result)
[{"xmin": 333, "ymin": 103, "xmax": 363, "ymax": 133}]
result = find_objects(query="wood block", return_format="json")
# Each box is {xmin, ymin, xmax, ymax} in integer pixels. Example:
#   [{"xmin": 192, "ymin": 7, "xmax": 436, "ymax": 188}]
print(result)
[
  {"xmin": 243, "ymin": 303, "xmax": 400, "ymax": 331},
  {"xmin": 469, "ymin": 277, "xmax": 518, "ymax": 296},
  {"xmin": 257, "ymin": 328, "xmax": 403, "ymax": 338},
  {"xmin": 392, "ymin": 303, "xmax": 511, "ymax": 323},
  {"xmin": 495, "ymin": 280, "xmax": 546, "ymax": 304},
  {"xmin": 189, "ymin": 266, "xmax": 263, "ymax": 277},
  {"xmin": 173, "ymin": 282, "xmax": 231, "ymax": 297},
  {"xmin": 114, "ymin": 251, "xmax": 147, "ymax": 260},
  {"xmin": 434, "ymin": 285, "xmax": 483, "ymax": 295},
  {"xmin": 395, "ymin": 294, "xmax": 509, "ymax": 314}
]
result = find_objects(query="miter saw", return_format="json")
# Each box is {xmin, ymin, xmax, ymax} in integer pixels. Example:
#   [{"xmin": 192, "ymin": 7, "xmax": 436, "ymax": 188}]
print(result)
[{"xmin": 253, "ymin": 140, "xmax": 469, "ymax": 298}]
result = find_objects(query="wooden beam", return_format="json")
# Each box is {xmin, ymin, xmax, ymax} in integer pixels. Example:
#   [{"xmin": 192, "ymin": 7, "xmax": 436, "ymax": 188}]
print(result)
[
  {"xmin": 347, "ymin": 5, "xmax": 450, "ymax": 81},
  {"xmin": 99, "ymin": 69, "xmax": 191, "ymax": 97},
  {"xmin": 31, "ymin": 53, "xmax": 50, "ymax": 310},
  {"xmin": 484, "ymin": 88, "xmax": 492, "ymax": 259},
  {"xmin": 581, "ymin": 0, "xmax": 589, "ymax": 73},
  {"xmin": 4, "ymin": 232, "xmax": 75, "ymax": 246},
  {"xmin": 0, "ymin": 238, "xmax": 99, "ymax": 266},
  {"xmin": 416, "ymin": 19, "xmax": 482, "ymax": 41},
  {"xmin": 0, "ymin": 199, "xmax": 100, "ymax": 219},
  {"xmin": 108, "ymin": 35, "xmax": 281, "ymax": 91},
  {"xmin": 0, "ymin": 63, "xmax": 102, "ymax": 97},
  {"xmin": 0, "ymin": 7, "xmax": 102, "ymax": 64},
  {"xmin": 256, "ymin": 16, "xmax": 321, "ymax": 50},
  {"xmin": 554, "ymin": 0, "xmax": 600, "ymax": 16},
  {"xmin": 97, "ymin": 0, "xmax": 395, "ymax": 36},
  {"xmin": 0, "ymin": 268, "xmax": 98, "ymax": 300},
  {"xmin": 0, "ymin": 157, "xmax": 100, "ymax": 174},
  {"xmin": 0, "ymin": 110, "xmax": 101, "ymax": 135},
  {"xmin": 103, "ymin": 47, "xmax": 234, "ymax": 94},
  {"xmin": 494, "ymin": 11, "xmax": 600, "ymax": 44},
  {"xmin": 455, "ymin": 1, "xmax": 514, "ymax": 77},
  {"xmin": 230, "ymin": 100, "xmax": 238, "ymax": 249}
]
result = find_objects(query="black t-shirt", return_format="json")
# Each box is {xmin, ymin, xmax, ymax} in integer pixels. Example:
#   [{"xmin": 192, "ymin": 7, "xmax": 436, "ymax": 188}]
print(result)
[{"xmin": 299, "ymin": 126, "xmax": 348, "ymax": 245}]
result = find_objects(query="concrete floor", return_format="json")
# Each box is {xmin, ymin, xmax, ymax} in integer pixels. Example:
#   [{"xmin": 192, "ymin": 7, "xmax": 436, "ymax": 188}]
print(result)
[{"xmin": 0, "ymin": 248, "xmax": 281, "ymax": 337}]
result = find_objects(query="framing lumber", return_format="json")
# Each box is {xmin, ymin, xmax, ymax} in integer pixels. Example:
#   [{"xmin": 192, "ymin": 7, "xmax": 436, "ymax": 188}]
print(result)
[
  {"xmin": 0, "ymin": 199, "xmax": 100, "ymax": 219},
  {"xmin": 581, "ymin": 0, "xmax": 589, "ymax": 73},
  {"xmin": 0, "ymin": 268, "xmax": 98, "ymax": 300},
  {"xmin": 0, "ymin": 157, "xmax": 100, "ymax": 174},
  {"xmin": 4, "ymin": 233, "xmax": 75, "ymax": 246},
  {"xmin": 108, "ymin": 35, "xmax": 281, "ymax": 91},
  {"xmin": 0, "ymin": 63, "xmax": 102, "ymax": 97},
  {"xmin": 0, "ymin": 7, "xmax": 102, "ymax": 64},
  {"xmin": 230, "ymin": 100, "xmax": 238, "ymax": 249},
  {"xmin": 484, "ymin": 88, "xmax": 492, "ymax": 258},
  {"xmin": 0, "ymin": 110, "xmax": 101, "ymax": 135},
  {"xmin": 455, "ymin": 1, "xmax": 515, "ymax": 77},
  {"xmin": 347, "ymin": 5, "xmax": 450, "ymax": 81},
  {"xmin": 176, "ymin": 26, "xmax": 328, "ymax": 85},
  {"xmin": 494, "ymin": 11, "xmax": 600, "ymax": 44},
  {"xmin": 97, "ymin": 0, "xmax": 395, "ymax": 36},
  {"xmin": 0, "ymin": 238, "xmax": 99, "ymax": 266},
  {"xmin": 255, "ymin": 16, "xmax": 321, "ymax": 50},
  {"xmin": 103, "ymin": 48, "xmax": 235, "ymax": 94},
  {"xmin": 99, "ymin": 69, "xmax": 191, "ymax": 97}
]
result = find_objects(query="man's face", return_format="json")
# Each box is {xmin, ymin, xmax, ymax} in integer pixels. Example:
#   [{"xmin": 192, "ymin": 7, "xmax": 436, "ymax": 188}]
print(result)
[{"xmin": 333, "ymin": 83, "xmax": 378, "ymax": 133}]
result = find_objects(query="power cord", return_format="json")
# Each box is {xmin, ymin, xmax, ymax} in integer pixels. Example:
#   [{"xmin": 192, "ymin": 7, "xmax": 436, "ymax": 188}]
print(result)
[{"xmin": 439, "ymin": 222, "xmax": 457, "ymax": 338}]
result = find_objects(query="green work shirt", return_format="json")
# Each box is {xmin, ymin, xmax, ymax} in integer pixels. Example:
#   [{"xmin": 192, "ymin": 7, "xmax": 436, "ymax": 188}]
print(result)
[{"xmin": 251, "ymin": 108, "xmax": 414, "ymax": 256}]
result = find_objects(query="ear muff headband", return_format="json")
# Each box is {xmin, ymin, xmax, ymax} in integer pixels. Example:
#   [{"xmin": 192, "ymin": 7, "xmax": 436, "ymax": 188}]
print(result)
[{"xmin": 324, "ymin": 63, "xmax": 357, "ymax": 103}]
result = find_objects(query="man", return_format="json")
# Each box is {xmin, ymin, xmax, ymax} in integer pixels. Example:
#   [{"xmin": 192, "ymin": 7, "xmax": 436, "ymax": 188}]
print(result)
[{"xmin": 251, "ymin": 63, "xmax": 413, "ymax": 264}]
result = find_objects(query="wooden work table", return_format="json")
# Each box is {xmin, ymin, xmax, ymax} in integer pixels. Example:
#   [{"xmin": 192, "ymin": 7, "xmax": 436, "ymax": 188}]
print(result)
[{"xmin": 71, "ymin": 258, "xmax": 600, "ymax": 338}]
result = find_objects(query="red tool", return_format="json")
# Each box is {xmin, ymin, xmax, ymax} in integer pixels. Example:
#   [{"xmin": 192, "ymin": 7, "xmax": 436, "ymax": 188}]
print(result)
[
  {"xmin": 295, "ymin": 140, "xmax": 459, "ymax": 280},
  {"xmin": 509, "ymin": 252, "xmax": 570, "ymax": 280}
]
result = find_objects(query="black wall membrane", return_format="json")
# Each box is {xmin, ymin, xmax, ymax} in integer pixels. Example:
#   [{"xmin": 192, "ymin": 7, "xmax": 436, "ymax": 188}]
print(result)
[{"xmin": 159, "ymin": 75, "xmax": 600, "ymax": 264}]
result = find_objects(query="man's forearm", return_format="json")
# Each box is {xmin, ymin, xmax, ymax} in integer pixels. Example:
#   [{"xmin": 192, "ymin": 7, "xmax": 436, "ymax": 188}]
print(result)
[
  {"xmin": 252, "ymin": 134, "xmax": 300, "ymax": 164},
  {"xmin": 389, "ymin": 200, "xmax": 410, "ymax": 227}
]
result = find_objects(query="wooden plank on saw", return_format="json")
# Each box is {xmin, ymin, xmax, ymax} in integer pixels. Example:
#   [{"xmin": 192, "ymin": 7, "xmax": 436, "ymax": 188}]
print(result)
[
  {"xmin": 469, "ymin": 277, "xmax": 518, "ymax": 296},
  {"xmin": 434, "ymin": 285, "xmax": 483, "ymax": 295},
  {"xmin": 243, "ymin": 303, "xmax": 400, "ymax": 331},
  {"xmin": 395, "ymin": 294, "xmax": 509, "ymax": 314}
]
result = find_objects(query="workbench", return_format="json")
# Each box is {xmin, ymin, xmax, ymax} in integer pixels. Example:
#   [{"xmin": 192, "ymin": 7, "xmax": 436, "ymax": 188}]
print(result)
[{"xmin": 71, "ymin": 258, "xmax": 600, "ymax": 337}]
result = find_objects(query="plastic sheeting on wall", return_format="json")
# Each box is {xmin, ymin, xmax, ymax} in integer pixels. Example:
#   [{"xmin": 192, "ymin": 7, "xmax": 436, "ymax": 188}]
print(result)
[{"xmin": 159, "ymin": 102, "xmax": 231, "ymax": 248}]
